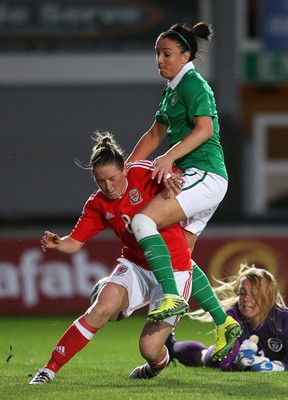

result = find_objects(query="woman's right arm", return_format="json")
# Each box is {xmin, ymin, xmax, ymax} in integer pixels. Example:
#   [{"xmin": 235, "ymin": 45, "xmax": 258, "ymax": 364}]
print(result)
[
  {"xmin": 126, "ymin": 121, "xmax": 167, "ymax": 162},
  {"xmin": 41, "ymin": 230, "xmax": 84, "ymax": 254}
]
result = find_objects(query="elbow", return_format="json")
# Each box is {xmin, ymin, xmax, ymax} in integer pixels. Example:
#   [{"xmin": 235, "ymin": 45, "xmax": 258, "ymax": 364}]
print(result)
[
  {"xmin": 206, "ymin": 125, "xmax": 213, "ymax": 140},
  {"xmin": 201, "ymin": 130, "xmax": 213, "ymax": 143},
  {"xmin": 202, "ymin": 118, "xmax": 213, "ymax": 140}
]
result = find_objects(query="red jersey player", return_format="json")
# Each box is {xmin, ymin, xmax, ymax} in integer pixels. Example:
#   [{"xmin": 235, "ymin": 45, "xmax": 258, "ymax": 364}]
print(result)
[
  {"xmin": 29, "ymin": 131, "xmax": 192, "ymax": 385},
  {"xmin": 71, "ymin": 160, "xmax": 191, "ymax": 272}
]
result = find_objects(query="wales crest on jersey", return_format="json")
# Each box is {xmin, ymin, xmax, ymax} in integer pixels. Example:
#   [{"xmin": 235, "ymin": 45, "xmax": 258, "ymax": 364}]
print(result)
[
  {"xmin": 114, "ymin": 266, "xmax": 128, "ymax": 276},
  {"xmin": 128, "ymin": 188, "xmax": 143, "ymax": 205}
]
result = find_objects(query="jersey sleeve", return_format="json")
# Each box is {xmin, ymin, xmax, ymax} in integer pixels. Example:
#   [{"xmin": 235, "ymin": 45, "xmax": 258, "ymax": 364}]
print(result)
[
  {"xmin": 181, "ymin": 73, "xmax": 217, "ymax": 120},
  {"xmin": 70, "ymin": 193, "xmax": 107, "ymax": 242}
]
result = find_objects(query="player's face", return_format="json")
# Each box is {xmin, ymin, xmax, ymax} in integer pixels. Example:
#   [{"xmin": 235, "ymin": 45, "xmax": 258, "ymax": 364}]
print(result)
[
  {"xmin": 93, "ymin": 164, "xmax": 127, "ymax": 199},
  {"xmin": 155, "ymin": 37, "xmax": 190, "ymax": 81},
  {"xmin": 238, "ymin": 277, "xmax": 266, "ymax": 321}
]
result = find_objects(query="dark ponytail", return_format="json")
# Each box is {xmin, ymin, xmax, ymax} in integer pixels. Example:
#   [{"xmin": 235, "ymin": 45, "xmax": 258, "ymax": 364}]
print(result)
[
  {"xmin": 192, "ymin": 22, "xmax": 213, "ymax": 41},
  {"xmin": 158, "ymin": 21, "xmax": 213, "ymax": 61}
]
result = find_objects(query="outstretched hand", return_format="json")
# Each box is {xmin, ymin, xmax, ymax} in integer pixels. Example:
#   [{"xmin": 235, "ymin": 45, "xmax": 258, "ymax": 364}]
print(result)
[{"xmin": 41, "ymin": 230, "xmax": 61, "ymax": 252}]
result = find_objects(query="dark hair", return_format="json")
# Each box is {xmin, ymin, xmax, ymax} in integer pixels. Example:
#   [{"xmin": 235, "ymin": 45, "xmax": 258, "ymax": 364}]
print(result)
[
  {"xmin": 157, "ymin": 22, "xmax": 213, "ymax": 61},
  {"xmin": 75, "ymin": 130, "xmax": 125, "ymax": 172}
]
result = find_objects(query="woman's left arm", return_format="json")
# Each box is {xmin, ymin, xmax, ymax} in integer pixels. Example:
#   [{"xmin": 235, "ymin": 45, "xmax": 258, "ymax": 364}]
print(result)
[{"xmin": 152, "ymin": 116, "xmax": 213, "ymax": 183}]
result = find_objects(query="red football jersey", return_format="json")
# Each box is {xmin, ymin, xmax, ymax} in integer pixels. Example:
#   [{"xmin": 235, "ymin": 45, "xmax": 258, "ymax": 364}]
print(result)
[{"xmin": 71, "ymin": 160, "xmax": 192, "ymax": 271}]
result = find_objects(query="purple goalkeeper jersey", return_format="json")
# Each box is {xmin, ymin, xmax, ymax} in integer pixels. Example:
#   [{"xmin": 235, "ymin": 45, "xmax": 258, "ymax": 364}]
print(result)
[{"xmin": 216, "ymin": 304, "xmax": 288, "ymax": 371}]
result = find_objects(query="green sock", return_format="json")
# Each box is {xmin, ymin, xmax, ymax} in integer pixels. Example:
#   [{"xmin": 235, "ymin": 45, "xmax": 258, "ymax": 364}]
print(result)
[
  {"xmin": 191, "ymin": 263, "xmax": 226, "ymax": 326},
  {"xmin": 139, "ymin": 234, "xmax": 179, "ymax": 296}
]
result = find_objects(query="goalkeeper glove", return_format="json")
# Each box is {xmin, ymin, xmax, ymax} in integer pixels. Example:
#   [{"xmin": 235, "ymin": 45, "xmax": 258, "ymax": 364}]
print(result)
[
  {"xmin": 251, "ymin": 350, "xmax": 285, "ymax": 372},
  {"xmin": 237, "ymin": 335, "xmax": 259, "ymax": 370}
]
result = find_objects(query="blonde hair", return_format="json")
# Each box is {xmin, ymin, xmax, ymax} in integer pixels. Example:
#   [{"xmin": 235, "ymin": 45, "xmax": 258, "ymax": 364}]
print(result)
[{"xmin": 189, "ymin": 263, "xmax": 286, "ymax": 329}]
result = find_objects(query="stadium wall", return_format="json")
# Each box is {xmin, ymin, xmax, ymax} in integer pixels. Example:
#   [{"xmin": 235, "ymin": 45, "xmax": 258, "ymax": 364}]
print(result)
[{"xmin": 1, "ymin": 227, "xmax": 287, "ymax": 315}]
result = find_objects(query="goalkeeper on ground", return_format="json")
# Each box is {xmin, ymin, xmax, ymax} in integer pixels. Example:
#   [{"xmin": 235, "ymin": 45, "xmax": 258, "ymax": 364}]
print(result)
[{"xmin": 165, "ymin": 263, "xmax": 288, "ymax": 372}]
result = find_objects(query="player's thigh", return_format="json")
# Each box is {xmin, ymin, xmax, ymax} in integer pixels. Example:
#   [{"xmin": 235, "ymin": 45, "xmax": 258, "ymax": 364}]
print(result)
[
  {"xmin": 140, "ymin": 191, "xmax": 186, "ymax": 229},
  {"xmin": 108, "ymin": 259, "xmax": 152, "ymax": 317},
  {"xmin": 176, "ymin": 169, "xmax": 228, "ymax": 218},
  {"xmin": 85, "ymin": 283, "xmax": 127, "ymax": 327}
]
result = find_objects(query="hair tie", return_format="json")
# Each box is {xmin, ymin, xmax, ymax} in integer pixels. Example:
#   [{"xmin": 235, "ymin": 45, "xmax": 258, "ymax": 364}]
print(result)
[{"xmin": 169, "ymin": 30, "xmax": 191, "ymax": 52}]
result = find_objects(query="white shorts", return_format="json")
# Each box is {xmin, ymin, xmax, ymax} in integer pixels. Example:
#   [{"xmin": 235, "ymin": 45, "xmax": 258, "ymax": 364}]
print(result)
[
  {"xmin": 176, "ymin": 168, "xmax": 228, "ymax": 236},
  {"xmin": 107, "ymin": 258, "xmax": 192, "ymax": 327}
]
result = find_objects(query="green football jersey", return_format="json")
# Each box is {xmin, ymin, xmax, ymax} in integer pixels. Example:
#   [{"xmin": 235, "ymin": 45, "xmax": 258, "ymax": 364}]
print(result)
[{"xmin": 155, "ymin": 67, "xmax": 228, "ymax": 180}]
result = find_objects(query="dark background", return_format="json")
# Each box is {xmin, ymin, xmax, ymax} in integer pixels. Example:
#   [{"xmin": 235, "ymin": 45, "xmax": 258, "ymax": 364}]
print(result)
[{"xmin": 1, "ymin": 0, "xmax": 287, "ymax": 229}]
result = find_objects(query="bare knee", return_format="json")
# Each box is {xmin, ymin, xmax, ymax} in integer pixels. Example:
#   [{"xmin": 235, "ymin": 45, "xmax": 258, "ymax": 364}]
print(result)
[
  {"xmin": 85, "ymin": 282, "xmax": 128, "ymax": 329},
  {"xmin": 84, "ymin": 302, "xmax": 112, "ymax": 329}
]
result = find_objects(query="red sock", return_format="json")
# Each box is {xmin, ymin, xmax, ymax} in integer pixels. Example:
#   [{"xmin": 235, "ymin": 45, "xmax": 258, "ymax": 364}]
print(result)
[
  {"xmin": 149, "ymin": 346, "xmax": 170, "ymax": 372},
  {"xmin": 45, "ymin": 315, "xmax": 97, "ymax": 373}
]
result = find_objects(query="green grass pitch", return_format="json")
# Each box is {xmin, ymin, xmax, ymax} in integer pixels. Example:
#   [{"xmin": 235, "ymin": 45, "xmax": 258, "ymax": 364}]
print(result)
[{"xmin": 0, "ymin": 314, "xmax": 287, "ymax": 400}]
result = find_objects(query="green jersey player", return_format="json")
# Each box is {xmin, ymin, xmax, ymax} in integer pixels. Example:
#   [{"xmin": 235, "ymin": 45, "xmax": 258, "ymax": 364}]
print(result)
[
  {"xmin": 155, "ymin": 68, "xmax": 227, "ymax": 179},
  {"xmin": 127, "ymin": 21, "xmax": 240, "ymax": 361}
]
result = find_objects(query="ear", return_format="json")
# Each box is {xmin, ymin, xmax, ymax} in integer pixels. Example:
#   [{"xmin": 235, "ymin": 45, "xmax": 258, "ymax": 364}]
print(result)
[{"xmin": 183, "ymin": 51, "xmax": 190, "ymax": 63}]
